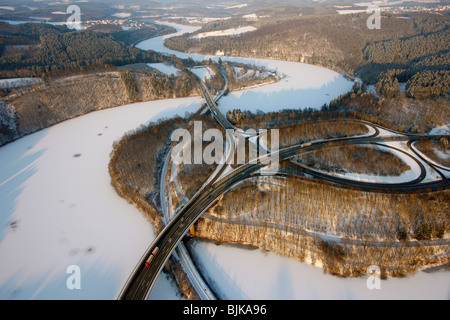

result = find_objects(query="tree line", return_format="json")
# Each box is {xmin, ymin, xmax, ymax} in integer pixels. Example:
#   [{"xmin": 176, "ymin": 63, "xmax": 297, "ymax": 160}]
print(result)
[
  {"xmin": 365, "ymin": 28, "xmax": 449, "ymax": 99},
  {"xmin": 0, "ymin": 22, "xmax": 176, "ymax": 78}
]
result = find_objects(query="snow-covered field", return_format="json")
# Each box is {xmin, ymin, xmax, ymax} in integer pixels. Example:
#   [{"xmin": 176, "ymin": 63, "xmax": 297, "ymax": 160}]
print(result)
[
  {"xmin": 147, "ymin": 63, "xmax": 180, "ymax": 76},
  {"xmin": 0, "ymin": 21, "xmax": 448, "ymax": 300},
  {"xmin": 174, "ymin": 16, "xmax": 232, "ymax": 24},
  {"xmin": 193, "ymin": 26, "xmax": 257, "ymax": 39},
  {"xmin": 138, "ymin": 23, "xmax": 355, "ymax": 114},
  {"xmin": 243, "ymin": 13, "xmax": 259, "ymax": 21},
  {"xmin": 112, "ymin": 13, "xmax": 131, "ymax": 18},
  {"xmin": 302, "ymin": 144, "xmax": 424, "ymax": 184}
]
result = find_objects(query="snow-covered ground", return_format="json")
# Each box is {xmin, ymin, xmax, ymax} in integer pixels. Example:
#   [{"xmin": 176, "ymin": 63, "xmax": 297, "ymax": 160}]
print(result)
[
  {"xmin": 148, "ymin": 272, "xmax": 185, "ymax": 300},
  {"xmin": 299, "ymin": 143, "xmax": 424, "ymax": 184},
  {"xmin": 410, "ymin": 141, "xmax": 450, "ymax": 175},
  {"xmin": 147, "ymin": 63, "xmax": 180, "ymax": 76},
  {"xmin": 189, "ymin": 66, "xmax": 215, "ymax": 81},
  {"xmin": 355, "ymin": 0, "xmax": 440, "ymax": 6},
  {"xmin": 189, "ymin": 240, "xmax": 449, "ymax": 300},
  {"xmin": 336, "ymin": 9, "xmax": 368, "ymax": 14},
  {"xmin": 234, "ymin": 67, "xmax": 276, "ymax": 81},
  {"xmin": 225, "ymin": 3, "xmax": 248, "ymax": 9},
  {"xmin": 433, "ymin": 147, "xmax": 450, "ymax": 165},
  {"xmin": 193, "ymin": 26, "xmax": 257, "ymax": 39},
  {"xmin": 137, "ymin": 23, "xmax": 450, "ymax": 299},
  {"xmin": 217, "ymin": 60, "xmax": 353, "ymax": 114},
  {"xmin": 384, "ymin": 140, "xmax": 444, "ymax": 183},
  {"xmin": 174, "ymin": 16, "xmax": 232, "ymax": 24}
]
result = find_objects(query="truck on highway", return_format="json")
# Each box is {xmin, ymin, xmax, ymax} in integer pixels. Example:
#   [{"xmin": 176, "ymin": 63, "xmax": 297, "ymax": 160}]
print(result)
[{"xmin": 144, "ymin": 247, "xmax": 159, "ymax": 267}]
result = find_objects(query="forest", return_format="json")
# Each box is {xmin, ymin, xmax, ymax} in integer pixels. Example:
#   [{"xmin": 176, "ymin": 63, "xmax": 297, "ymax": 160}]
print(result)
[
  {"xmin": 294, "ymin": 144, "xmax": 411, "ymax": 177},
  {"xmin": 415, "ymin": 137, "xmax": 450, "ymax": 168},
  {"xmin": 165, "ymin": 12, "xmax": 449, "ymax": 99},
  {"xmin": 327, "ymin": 82, "xmax": 450, "ymax": 134}
]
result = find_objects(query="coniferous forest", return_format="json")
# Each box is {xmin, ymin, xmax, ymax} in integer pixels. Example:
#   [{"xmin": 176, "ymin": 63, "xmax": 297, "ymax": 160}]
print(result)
[{"xmin": 0, "ymin": 22, "xmax": 176, "ymax": 78}]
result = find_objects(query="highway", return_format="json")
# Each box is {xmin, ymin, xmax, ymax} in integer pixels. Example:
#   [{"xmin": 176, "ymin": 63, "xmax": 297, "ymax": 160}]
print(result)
[{"xmin": 118, "ymin": 78, "xmax": 449, "ymax": 300}]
